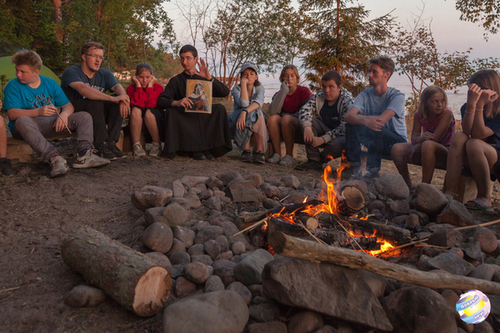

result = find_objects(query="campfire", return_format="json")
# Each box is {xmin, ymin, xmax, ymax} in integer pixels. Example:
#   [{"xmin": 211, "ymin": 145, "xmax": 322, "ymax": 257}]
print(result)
[{"xmin": 238, "ymin": 161, "xmax": 408, "ymax": 257}]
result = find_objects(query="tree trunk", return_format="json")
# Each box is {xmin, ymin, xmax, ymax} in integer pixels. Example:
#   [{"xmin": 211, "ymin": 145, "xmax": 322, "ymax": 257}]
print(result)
[
  {"xmin": 268, "ymin": 229, "xmax": 500, "ymax": 295},
  {"xmin": 61, "ymin": 226, "xmax": 172, "ymax": 316}
]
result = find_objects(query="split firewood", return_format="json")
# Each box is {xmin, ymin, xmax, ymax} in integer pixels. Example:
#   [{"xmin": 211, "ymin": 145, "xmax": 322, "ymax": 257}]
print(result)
[
  {"xmin": 61, "ymin": 226, "xmax": 172, "ymax": 316},
  {"xmin": 297, "ymin": 215, "xmax": 319, "ymax": 231},
  {"xmin": 267, "ymin": 228, "xmax": 500, "ymax": 296},
  {"xmin": 341, "ymin": 186, "xmax": 365, "ymax": 211}
]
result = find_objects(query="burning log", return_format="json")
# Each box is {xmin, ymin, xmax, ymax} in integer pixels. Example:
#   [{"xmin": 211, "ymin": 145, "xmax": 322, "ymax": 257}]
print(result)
[
  {"xmin": 268, "ymin": 229, "xmax": 500, "ymax": 296},
  {"xmin": 296, "ymin": 215, "xmax": 319, "ymax": 231},
  {"xmin": 61, "ymin": 226, "xmax": 172, "ymax": 316}
]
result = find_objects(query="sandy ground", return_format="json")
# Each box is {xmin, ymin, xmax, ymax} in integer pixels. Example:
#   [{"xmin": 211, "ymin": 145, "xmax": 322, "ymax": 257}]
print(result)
[{"xmin": 1, "ymin": 142, "xmax": 499, "ymax": 333}]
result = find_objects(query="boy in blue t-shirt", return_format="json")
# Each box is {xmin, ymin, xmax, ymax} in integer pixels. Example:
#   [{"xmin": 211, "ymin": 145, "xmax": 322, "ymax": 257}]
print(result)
[
  {"xmin": 344, "ymin": 56, "xmax": 407, "ymax": 179},
  {"xmin": 3, "ymin": 50, "xmax": 110, "ymax": 177}
]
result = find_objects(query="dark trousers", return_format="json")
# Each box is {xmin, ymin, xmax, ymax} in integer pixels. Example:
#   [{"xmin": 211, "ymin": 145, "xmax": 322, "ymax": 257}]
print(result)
[
  {"xmin": 73, "ymin": 99, "xmax": 123, "ymax": 145},
  {"xmin": 346, "ymin": 123, "xmax": 406, "ymax": 172}
]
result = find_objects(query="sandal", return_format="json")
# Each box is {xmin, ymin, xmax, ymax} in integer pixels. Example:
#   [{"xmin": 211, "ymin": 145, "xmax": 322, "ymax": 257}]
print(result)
[{"xmin": 464, "ymin": 199, "xmax": 494, "ymax": 212}]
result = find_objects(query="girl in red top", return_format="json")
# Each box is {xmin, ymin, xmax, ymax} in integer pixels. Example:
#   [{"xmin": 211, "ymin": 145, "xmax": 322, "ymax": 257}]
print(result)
[
  {"xmin": 267, "ymin": 65, "xmax": 311, "ymax": 166},
  {"xmin": 126, "ymin": 63, "xmax": 163, "ymax": 157}
]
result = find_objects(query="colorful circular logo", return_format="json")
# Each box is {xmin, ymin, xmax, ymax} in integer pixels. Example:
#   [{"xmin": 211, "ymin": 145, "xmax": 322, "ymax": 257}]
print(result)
[{"xmin": 456, "ymin": 290, "xmax": 491, "ymax": 324}]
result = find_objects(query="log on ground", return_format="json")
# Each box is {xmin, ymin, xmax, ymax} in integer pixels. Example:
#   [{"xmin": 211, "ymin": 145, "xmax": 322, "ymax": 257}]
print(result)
[{"xmin": 61, "ymin": 226, "xmax": 172, "ymax": 316}]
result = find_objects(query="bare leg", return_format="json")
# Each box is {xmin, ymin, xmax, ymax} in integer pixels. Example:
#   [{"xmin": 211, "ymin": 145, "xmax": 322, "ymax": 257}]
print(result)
[
  {"xmin": 144, "ymin": 110, "xmax": 160, "ymax": 143},
  {"xmin": 391, "ymin": 142, "xmax": 413, "ymax": 186},
  {"xmin": 466, "ymin": 139, "xmax": 497, "ymax": 207},
  {"xmin": 281, "ymin": 115, "xmax": 299, "ymax": 157},
  {"xmin": 421, "ymin": 140, "xmax": 449, "ymax": 184},
  {"xmin": 267, "ymin": 114, "xmax": 282, "ymax": 156},
  {"xmin": 444, "ymin": 132, "xmax": 469, "ymax": 196},
  {"xmin": 130, "ymin": 107, "xmax": 143, "ymax": 144}
]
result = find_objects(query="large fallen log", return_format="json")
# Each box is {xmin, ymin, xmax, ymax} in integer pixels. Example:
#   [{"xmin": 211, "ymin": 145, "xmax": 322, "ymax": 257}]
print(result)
[
  {"xmin": 268, "ymin": 228, "xmax": 500, "ymax": 295},
  {"xmin": 61, "ymin": 226, "xmax": 172, "ymax": 316}
]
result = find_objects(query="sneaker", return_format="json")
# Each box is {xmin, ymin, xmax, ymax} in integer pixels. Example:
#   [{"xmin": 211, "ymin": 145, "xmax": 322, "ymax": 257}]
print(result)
[
  {"xmin": 204, "ymin": 151, "xmax": 215, "ymax": 161},
  {"xmin": 108, "ymin": 141, "xmax": 126, "ymax": 159},
  {"xmin": 267, "ymin": 153, "xmax": 281, "ymax": 164},
  {"xmin": 133, "ymin": 142, "xmax": 146, "ymax": 157},
  {"xmin": 295, "ymin": 159, "xmax": 323, "ymax": 171},
  {"xmin": 149, "ymin": 142, "xmax": 161, "ymax": 157},
  {"xmin": 279, "ymin": 154, "xmax": 294, "ymax": 166},
  {"xmin": 241, "ymin": 150, "xmax": 253, "ymax": 163},
  {"xmin": 97, "ymin": 143, "xmax": 116, "ymax": 160},
  {"xmin": 253, "ymin": 151, "xmax": 265, "ymax": 164},
  {"xmin": 0, "ymin": 158, "xmax": 16, "ymax": 176},
  {"xmin": 50, "ymin": 155, "xmax": 69, "ymax": 178},
  {"xmin": 73, "ymin": 149, "xmax": 110, "ymax": 169},
  {"xmin": 193, "ymin": 152, "xmax": 207, "ymax": 160}
]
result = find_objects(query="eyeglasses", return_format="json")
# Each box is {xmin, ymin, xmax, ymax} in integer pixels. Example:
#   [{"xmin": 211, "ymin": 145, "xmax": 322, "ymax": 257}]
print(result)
[{"xmin": 86, "ymin": 54, "xmax": 104, "ymax": 60}]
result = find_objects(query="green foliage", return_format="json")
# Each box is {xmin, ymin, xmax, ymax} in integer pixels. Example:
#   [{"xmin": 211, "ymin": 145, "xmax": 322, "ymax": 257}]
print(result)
[
  {"xmin": 204, "ymin": 0, "xmax": 305, "ymax": 90},
  {"xmin": 455, "ymin": 0, "xmax": 500, "ymax": 35},
  {"xmin": 300, "ymin": 0, "xmax": 395, "ymax": 91}
]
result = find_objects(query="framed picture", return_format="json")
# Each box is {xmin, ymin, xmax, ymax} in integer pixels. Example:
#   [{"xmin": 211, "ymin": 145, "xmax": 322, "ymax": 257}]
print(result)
[{"xmin": 185, "ymin": 79, "xmax": 212, "ymax": 113}]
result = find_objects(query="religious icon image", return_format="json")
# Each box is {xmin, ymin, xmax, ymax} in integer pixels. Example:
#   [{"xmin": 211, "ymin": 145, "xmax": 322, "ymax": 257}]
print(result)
[{"xmin": 186, "ymin": 80, "xmax": 212, "ymax": 113}]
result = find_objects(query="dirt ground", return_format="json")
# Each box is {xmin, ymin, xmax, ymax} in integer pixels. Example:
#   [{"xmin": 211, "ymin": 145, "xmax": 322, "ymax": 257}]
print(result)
[{"xmin": 1, "ymin": 143, "xmax": 499, "ymax": 333}]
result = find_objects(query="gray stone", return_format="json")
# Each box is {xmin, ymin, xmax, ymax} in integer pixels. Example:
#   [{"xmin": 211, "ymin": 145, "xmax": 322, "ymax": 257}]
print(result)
[
  {"xmin": 184, "ymin": 193, "xmax": 202, "ymax": 209},
  {"xmin": 263, "ymin": 198, "xmax": 281, "ymax": 209},
  {"xmin": 172, "ymin": 179, "xmax": 186, "ymax": 198},
  {"xmin": 437, "ymin": 200, "xmax": 476, "ymax": 227},
  {"xmin": 162, "ymin": 203, "xmax": 189, "ymax": 227},
  {"xmin": 358, "ymin": 270, "xmax": 386, "ymax": 300},
  {"xmin": 248, "ymin": 297, "xmax": 281, "ymax": 322},
  {"xmin": 220, "ymin": 221, "xmax": 253, "ymax": 250},
  {"xmin": 286, "ymin": 190, "xmax": 309, "ymax": 204},
  {"xmin": 368, "ymin": 200, "xmax": 385, "ymax": 211},
  {"xmin": 231, "ymin": 241, "xmax": 246, "ymax": 255},
  {"xmin": 407, "ymin": 214, "xmax": 421, "ymax": 227},
  {"xmin": 469, "ymin": 264, "xmax": 496, "ymax": 281},
  {"xmin": 141, "ymin": 222, "xmax": 173, "ymax": 253},
  {"xmin": 246, "ymin": 173, "xmax": 263, "ymax": 187},
  {"xmin": 297, "ymin": 181, "xmax": 316, "ymax": 191},
  {"xmin": 262, "ymin": 184, "xmax": 280, "ymax": 198},
  {"xmin": 174, "ymin": 276, "xmax": 197, "ymax": 298},
  {"xmin": 385, "ymin": 199, "xmax": 410, "ymax": 218},
  {"xmin": 288, "ymin": 311, "xmax": 324, "ymax": 333},
  {"xmin": 163, "ymin": 290, "xmax": 248, "ymax": 333},
  {"xmin": 169, "ymin": 252, "xmax": 191, "ymax": 265},
  {"xmin": 458, "ymin": 241, "xmax": 483, "ymax": 261},
  {"xmin": 145, "ymin": 252, "xmax": 172, "ymax": 269},
  {"xmin": 448, "ymin": 247, "xmax": 464, "ymax": 258},
  {"xmin": 473, "ymin": 227, "xmax": 498, "ymax": 253},
  {"xmin": 262, "ymin": 258, "xmax": 392, "ymax": 331},
  {"xmin": 215, "ymin": 235, "xmax": 229, "ymax": 252},
  {"xmin": 216, "ymin": 170, "xmax": 242, "ymax": 186},
  {"xmin": 383, "ymin": 286, "xmax": 457, "ymax": 333},
  {"xmin": 226, "ymin": 281, "xmax": 252, "ymax": 304},
  {"xmin": 199, "ymin": 189, "xmax": 213, "ymax": 200},
  {"xmin": 204, "ymin": 274, "xmax": 225, "ymax": 293},
  {"xmin": 131, "ymin": 186, "xmax": 172, "ymax": 211},
  {"xmin": 391, "ymin": 215, "xmax": 408, "ymax": 226},
  {"xmin": 213, "ymin": 259, "xmax": 237, "ymax": 286},
  {"xmin": 428, "ymin": 229, "xmax": 464, "ymax": 248},
  {"xmin": 170, "ymin": 197, "xmax": 188, "ymax": 206},
  {"xmin": 191, "ymin": 254, "xmax": 213, "ymax": 266},
  {"xmin": 64, "ymin": 285, "xmax": 106, "ymax": 307},
  {"xmin": 314, "ymin": 325, "xmax": 338, "ymax": 333},
  {"xmin": 204, "ymin": 196, "xmax": 221, "ymax": 211},
  {"xmin": 410, "ymin": 183, "xmax": 448, "ymax": 215},
  {"xmin": 166, "ymin": 238, "xmax": 186, "ymax": 257},
  {"xmin": 144, "ymin": 207, "xmax": 168, "ymax": 227},
  {"xmin": 234, "ymin": 248, "xmax": 274, "ymax": 286},
  {"xmin": 179, "ymin": 175, "xmax": 209, "ymax": 188},
  {"xmin": 426, "ymin": 252, "xmax": 475, "ymax": 275},
  {"xmin": 281, "ymin": 175, "xmax": 301, "ymax": 189},
  {"xmin": 218, "ymin": 251, "xmax": 233, "ymax": 260},
  {"xmin": 188, "ymin": 187, "xmax": 201, "ymax": 196},
  {"xmin": 248, "ymin": 322, "xmax": 287, "ymax": 333},
  {"xmin": 213, "ymin": 188, "xmax": 226, "ymax": 198},
  {"xmin": 167, "ymin": 264, "xmax": 186, "ymax": 279},
  {"xmin": 171, "ymin": 226, "xmax": 196, "ymax": 249},
  {"xmin": 195, "ymin": 225, "xmax": 224, "ymax": 244},
  {"xmin": 183, "ymin": 261, "xmax": 210, "ymax": 284},
  {"xmin": 227, "ymin": 179, "xmax": 264, "ymax": 202},
  {"xmin": 206, "ymin": 176, "xmax": 224, "ymax": 190},
  {"xmin": 473, "ymin": 321, "xmax": 495, "ymax": 333},
  {"xmin": 248, "ymin": 284, "xmax": 263, "ymax": 298},
  {"xmin": 374, "ymin": 173, "xmax": 409, "ymax": 200},
  {"xmin": 204, "ymin": 239, "xmax": 221, "ymax": 260},
  {"xmin": 410, "ymin": 209, "xmax": 430, "ymax": 226},
  {"xmin": 188, "ymin": 243, "xmax": 205, "ymax": 256}
]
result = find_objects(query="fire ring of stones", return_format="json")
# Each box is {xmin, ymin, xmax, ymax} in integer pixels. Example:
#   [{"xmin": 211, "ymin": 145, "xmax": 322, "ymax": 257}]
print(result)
[{"xmin": 61, "ymin": 169, "xmax": 500, "ymax": 332}]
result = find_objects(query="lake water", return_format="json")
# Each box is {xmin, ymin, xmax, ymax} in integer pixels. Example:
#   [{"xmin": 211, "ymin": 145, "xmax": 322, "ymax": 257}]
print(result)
[{"xmin": 259, "ymin": 74, "xmax": 467, "ymax": 120}]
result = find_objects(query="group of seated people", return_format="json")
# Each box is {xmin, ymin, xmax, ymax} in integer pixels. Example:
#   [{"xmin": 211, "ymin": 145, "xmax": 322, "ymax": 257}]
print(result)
[{"xmin": 1, "ymin": 43, "xmax": 499, "ymax": 211}]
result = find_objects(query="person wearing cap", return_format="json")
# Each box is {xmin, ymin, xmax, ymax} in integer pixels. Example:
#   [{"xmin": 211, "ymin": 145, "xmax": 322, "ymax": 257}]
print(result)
[
  {"xmin": 156, "ymin": 45, "xmax": 232, "ymax": 160},
  {"xmin": 228, "ymin": 63, "xmax": 268, "ymax": 163}
]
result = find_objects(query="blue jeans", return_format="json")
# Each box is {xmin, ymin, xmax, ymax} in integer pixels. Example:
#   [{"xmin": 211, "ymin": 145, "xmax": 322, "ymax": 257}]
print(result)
[{"xmin": 346, "ymin": 123, "xmax": 406, "ymax": 172}]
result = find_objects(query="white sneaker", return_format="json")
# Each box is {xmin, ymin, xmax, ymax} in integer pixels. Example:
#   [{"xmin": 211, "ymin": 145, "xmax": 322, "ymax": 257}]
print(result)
[
  {"xmin": 149, "ymin": 142, "xmax": 161, "ymax": 157},
  {"xmin": 279, "ymin": 155, "xmax": 294, "ymax": 166},
  {"xmin": 50, "ymin": 155, "xmax": 69, "ymax": 177},
  {"xmin": 73, "ymin": 149, "xmax": 110, "ymax": 169},
  {"xmin": 267, "ymin": 153, "xmax": 281, "ymax": 164},
  {"xmin": 133, "ymin": 142, "xmax": 146, "ymax": 157}
]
